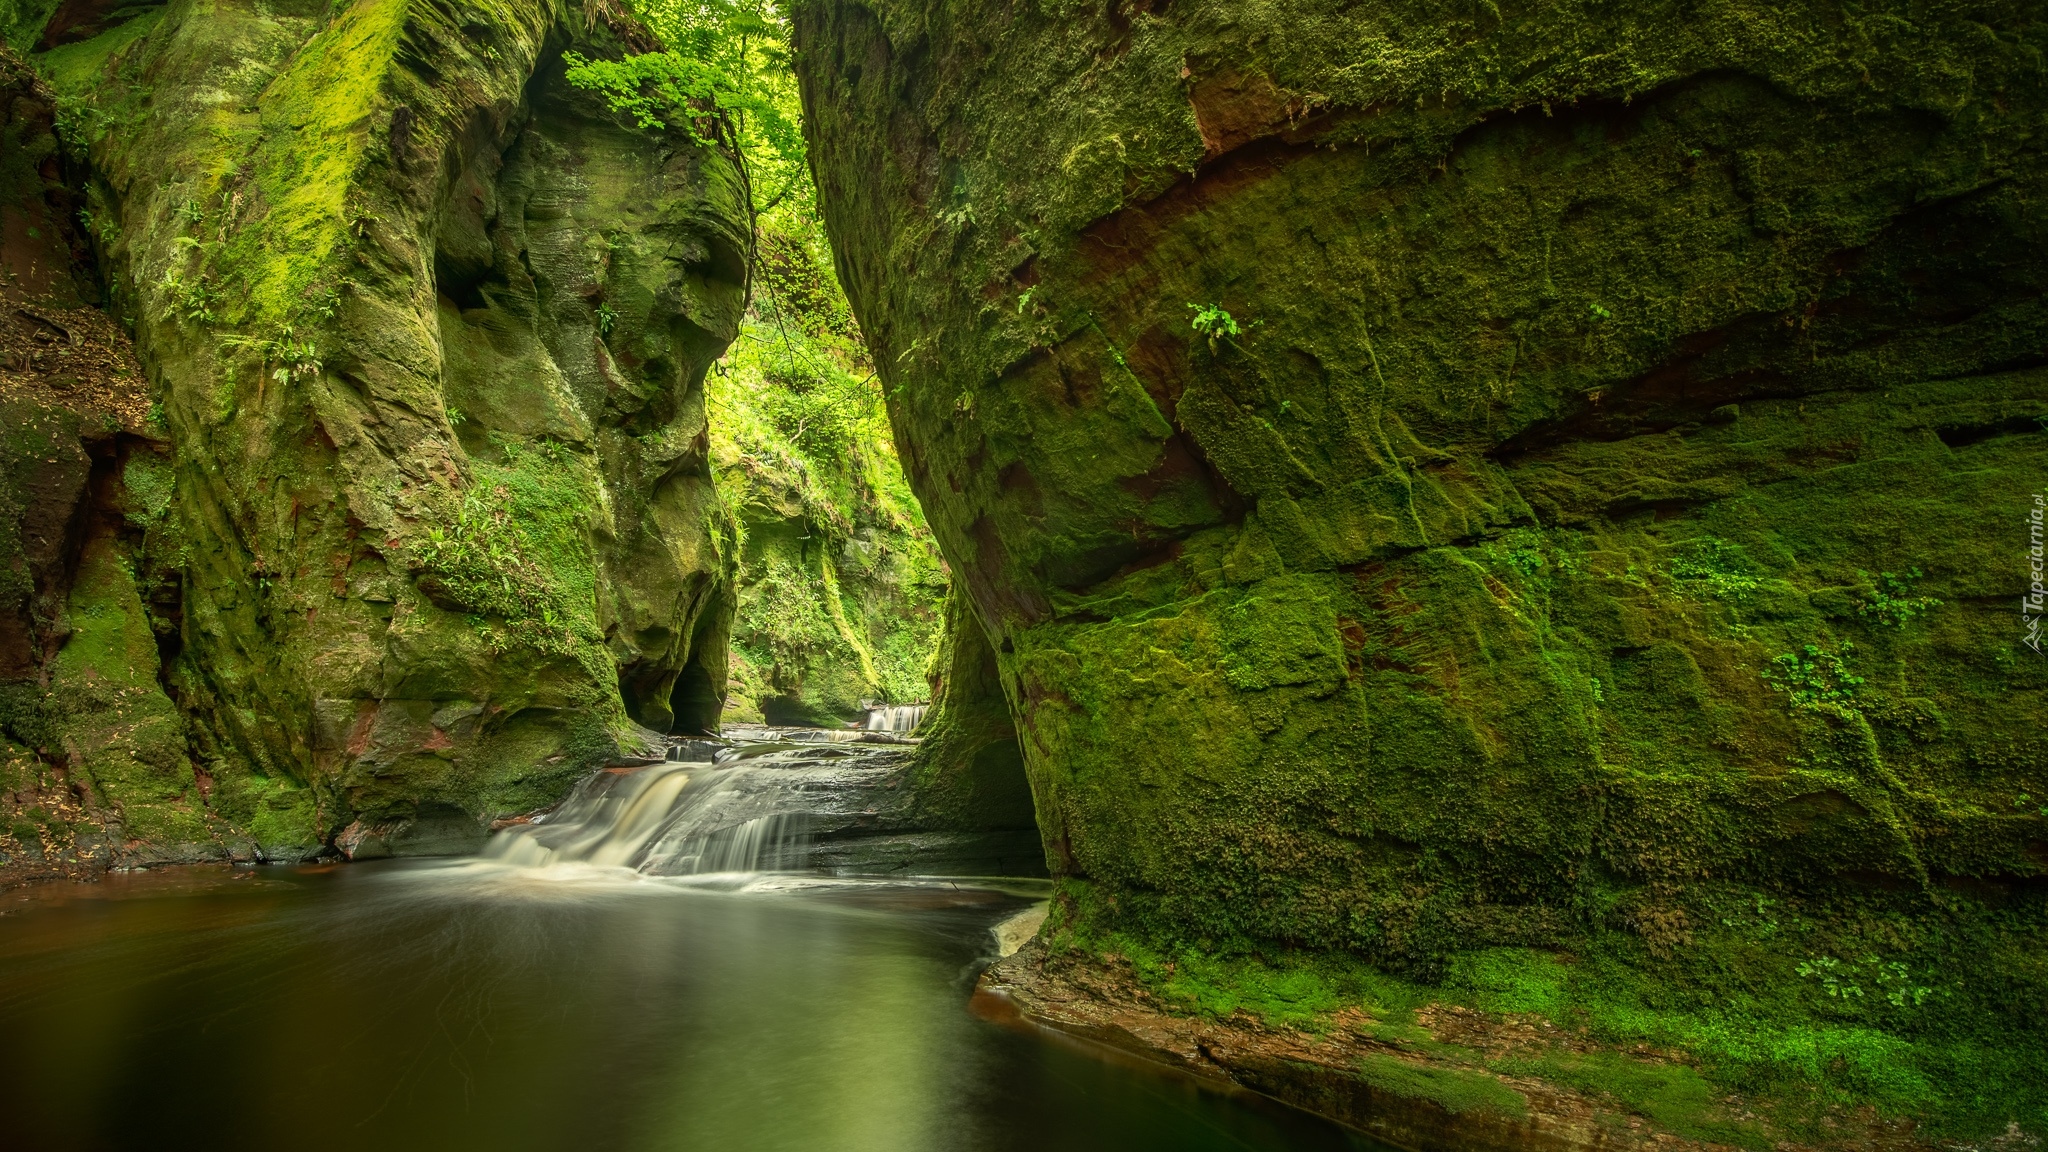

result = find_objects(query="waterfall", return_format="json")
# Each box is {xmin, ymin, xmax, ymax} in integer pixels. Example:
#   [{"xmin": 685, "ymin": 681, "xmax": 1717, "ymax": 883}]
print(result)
[
  {"xmin": 486, "ymin": 762, "xmax": 714, "ymax": 871},
  {"xmin": 484, "ymin": 735, "xmax": 899, "ymax": 876},
  {"xmin": 864, "ymin": 703, "xmax": 927, "ymax": 733}
]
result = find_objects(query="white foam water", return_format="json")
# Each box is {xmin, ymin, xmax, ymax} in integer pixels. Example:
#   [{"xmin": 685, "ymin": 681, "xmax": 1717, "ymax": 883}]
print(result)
[
  {"xmin": 483, "ymin": 736, "xmax": 912, "ymax": 877},
  {"xmin": 865, "ymin": 703, "xmax": 927, "ymax": 733}
]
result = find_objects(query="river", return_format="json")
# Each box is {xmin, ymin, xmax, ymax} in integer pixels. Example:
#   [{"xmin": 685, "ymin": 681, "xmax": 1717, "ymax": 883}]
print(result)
[{"xmin": 0, "ymin": 800, "xmax": 1379, "ymax": 1150}]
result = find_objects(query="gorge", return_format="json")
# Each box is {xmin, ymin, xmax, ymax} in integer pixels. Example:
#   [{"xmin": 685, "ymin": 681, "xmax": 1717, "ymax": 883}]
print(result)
[{"xmin": 1, "ymin": 0, "xmax": 2044, "ymax": 1149}]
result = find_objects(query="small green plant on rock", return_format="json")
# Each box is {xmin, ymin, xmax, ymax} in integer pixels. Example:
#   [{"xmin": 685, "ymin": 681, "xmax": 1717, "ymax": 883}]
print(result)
[
  {"xmin": 218, "ymin": 326, "xmax": 321, "ymax": 384},
  {"xmin": 408, "ymin": 454, "xmax": 602, "ymax": 665},
  {"xmin": 1670, "ymin": 538, "xmax": 1760, "ymax": 600},
  {"xmin": 1857, "ymin": 568, "xmax": 1941, "ymax": 628},
  {"xmin": 158, "ymin": 266, "xmax": 217, "ymax": 326},
  {"xmin": 1495, "ymin": 542, "xmax": 1545, "ymax": 576},
  {"xmin": 1764, "ymin": 642, "xmax": 1862, "ymax": 718},
  {"xmin": 1796, "ymin": 956, "xmax": 1932, "ymax": 1010},
  {"xmin": 271, "ymin": 334, "xmax": 321, "ymax": 384},
  {"xmin": 1187, "ymin": 302, "xmax": 1243, "ymax": 351}
]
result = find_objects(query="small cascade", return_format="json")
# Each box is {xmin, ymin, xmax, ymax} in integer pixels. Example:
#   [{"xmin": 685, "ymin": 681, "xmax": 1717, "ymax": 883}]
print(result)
[
  {"xmin": 483, "ymin": 732, "xmax": 909, "ymax": 877},
  {"xmin": 486, "ymin": 763, "xmax": 705, "ymax": 870},
  {"xmin": 667, "ymin": 738, "xmax": 725, "ymax": 763},
  {"xmin": 864, "ymin": 703, "xmax": 927, "ymax": 733}
]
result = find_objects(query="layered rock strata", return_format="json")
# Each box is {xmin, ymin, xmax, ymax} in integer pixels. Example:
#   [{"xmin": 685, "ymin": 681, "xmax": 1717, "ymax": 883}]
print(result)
[{"xmin": 796, "ymin": 0, "xmax": 2047, "ymax": 962}]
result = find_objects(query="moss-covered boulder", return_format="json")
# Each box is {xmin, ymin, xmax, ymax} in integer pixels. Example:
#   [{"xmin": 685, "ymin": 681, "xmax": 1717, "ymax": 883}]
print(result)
[
  {"xmin": 19, "ymin": 0, "xmax": 750, "ymax": 858},
  {"xmin": 795, "ymin": 0, "xmax": 2048, "ymax": 1132}
]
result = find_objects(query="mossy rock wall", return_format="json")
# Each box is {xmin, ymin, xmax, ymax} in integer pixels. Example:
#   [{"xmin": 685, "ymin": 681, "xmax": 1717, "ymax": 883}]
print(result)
[
  {"xmin": 711, "ymin": 228, "xmax": 947, "ymax": 728},
  {"xmin": 1, "ymin": 43, "xmax": 226, "ymax": 880},
  {"xmin": 793, "ymin": 0, "xmax": 2048, "ymax": 972},
  {"xmin": 905, "ymin": 583, "xmax": 1034, "ymax": 833},
  {"xmin": 23, "ymin": 0, "xmax": 750, "ymax": 857},
  {"xmin": 716, "ymin": 446, "xmax": 945, "ymax": 727}
]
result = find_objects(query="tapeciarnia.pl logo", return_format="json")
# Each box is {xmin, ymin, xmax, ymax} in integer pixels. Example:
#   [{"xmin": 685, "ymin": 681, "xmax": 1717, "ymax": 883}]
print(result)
[{"xmin": 2028, "ymin": 492, "xmax": 2045, "ymax": 654}]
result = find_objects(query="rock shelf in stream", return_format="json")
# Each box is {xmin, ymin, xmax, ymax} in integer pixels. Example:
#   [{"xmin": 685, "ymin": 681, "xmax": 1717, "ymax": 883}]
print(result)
[{"xmin": 485, "ymin": 729, "xmax": 1045, "ymax": 879}]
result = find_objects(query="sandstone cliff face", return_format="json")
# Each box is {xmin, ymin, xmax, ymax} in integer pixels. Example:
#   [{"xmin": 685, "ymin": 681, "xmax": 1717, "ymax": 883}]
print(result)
[
  {"xmin": 6, "ymin": 0, "xmax": 749, "ymax": 861},
  {"xmin": 715, "ymin": 433, "xmax": 948, "ymax": 728},
  {"xmin": 793, "ymin": 0, "xmax": 2047, "ymax": 1082}
]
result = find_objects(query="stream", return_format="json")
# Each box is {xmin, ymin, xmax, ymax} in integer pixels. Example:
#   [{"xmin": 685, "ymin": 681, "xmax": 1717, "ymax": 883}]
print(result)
[{"xmin": 0, "ymin": 729, "xmax": 1379, "ymax": 1151}]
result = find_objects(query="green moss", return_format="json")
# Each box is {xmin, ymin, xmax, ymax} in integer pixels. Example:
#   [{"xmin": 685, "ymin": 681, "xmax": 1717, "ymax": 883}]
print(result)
[
  {"xmin": 1, "ymin": 0, "xmax": 60, "ymax": 53},
  {"xmin": 1354, "ymin": 1054, "xmax": 1529, "ymax": 1118},
  {"xmin": 410, "ymin": 441, "xmax": 610, "ymax": 673},
  {"xmin": 798, "ymin": 0, "xmax": 2048, "ymax": 1138},
  {"xmin": 1444, "ymin": 948, "xmax": 1571, "ymax": 1017},
  {"xmin": 215, "ymin": 0, "xmax": 407, "ymax": 331},
  {"xmin": 210, "ymin": 769, "xmax": 320, "ymax": 853},
  {"xmin": 1498, "ymin": 1050, "xmax": 1767, "ymax": 1148},
  {"xmin": 119, "ymin": 452, "xmax": 174, "ymax": 523},
  {"xmin": 711, "ymin": 221, "xmax": 946, "ymax": 724},
  {"xmin": 1059, "ymin": 902, "xmax": 2048, "ymax": 1141},
  {"xmin": 20, "ymin": 0, "xmax": 751, "ymax": 847},
  {"xmin": 31, "ymin": 10, "xmax": 158, "ymax": 92},
  {"xmin": 898, "ymin": 585, "xmax": 1037, "ymax": 832},
  {"xmin": 43, "ymin": 534, "xmax": 214, "ymax": 847},
  {"xmin": 1122, "ymin": 941, "xmax": 1373, "ymax": 1030}
]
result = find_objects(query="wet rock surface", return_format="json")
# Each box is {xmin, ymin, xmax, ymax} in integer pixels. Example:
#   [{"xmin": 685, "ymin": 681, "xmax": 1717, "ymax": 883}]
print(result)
[
  {"xmin": 795, "ymin": 0, "xmax": 2048, "ymax": 961},
  {"xmin": 720, "ymin": 724, "xmax": 1043, "ymax": 874},
  {"xmin": 0, "ymin": 43, "xmax": 223, "ymax": 885},
  {"xmin": 795, "ymin": 0, "xmax": 2048, "ymax": 1140}
]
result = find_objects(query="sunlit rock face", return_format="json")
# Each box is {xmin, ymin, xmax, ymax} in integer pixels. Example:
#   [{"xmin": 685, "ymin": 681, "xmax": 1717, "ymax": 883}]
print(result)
[
  {"xmin": 793, "ymin": 0, "xmax": 2048, "ymax": 964},
  {"xmin": 23, "ymin": 0, "xmax": 750, "ymax": 858}
]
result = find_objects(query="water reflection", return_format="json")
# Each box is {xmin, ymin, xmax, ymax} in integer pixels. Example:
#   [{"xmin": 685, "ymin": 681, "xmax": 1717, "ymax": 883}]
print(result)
[{"xmin": 0, "ymin": 862, "xmax": 1378, "ymax": 1152}]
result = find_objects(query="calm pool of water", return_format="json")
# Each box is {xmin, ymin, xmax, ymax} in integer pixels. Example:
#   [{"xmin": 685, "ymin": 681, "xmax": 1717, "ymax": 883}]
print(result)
[{"xmin": 0, "ymin": 861, "xmax": 1377, "ymax": 1151}]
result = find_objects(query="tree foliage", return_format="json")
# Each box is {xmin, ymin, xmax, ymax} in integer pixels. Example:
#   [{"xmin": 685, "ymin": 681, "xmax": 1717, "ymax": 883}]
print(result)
[{"xmin": 563, "ymin": 0, "xmax": 811, "ymax": 217}]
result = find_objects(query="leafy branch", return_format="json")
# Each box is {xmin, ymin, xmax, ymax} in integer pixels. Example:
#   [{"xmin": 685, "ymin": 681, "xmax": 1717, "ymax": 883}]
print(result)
[{"xmin": 560, "ymin": 0, "xmax": 809, "ymax": 218}]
